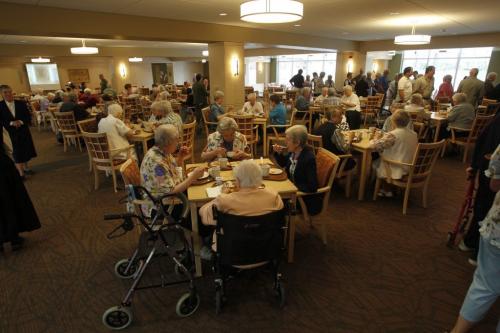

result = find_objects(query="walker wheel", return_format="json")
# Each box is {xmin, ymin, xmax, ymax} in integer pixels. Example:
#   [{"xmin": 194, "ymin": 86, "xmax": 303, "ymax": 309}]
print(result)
[
  {"xmin": 114, "ymin": 259, "xmax": 140, "ymax": 279},
  {"xmin": 176, "ymin": 293, "xmax": 200, "ymax": 317},
  {"xmin": 102, "ymin": 306, "xmax": 133, "ymax": 330}
]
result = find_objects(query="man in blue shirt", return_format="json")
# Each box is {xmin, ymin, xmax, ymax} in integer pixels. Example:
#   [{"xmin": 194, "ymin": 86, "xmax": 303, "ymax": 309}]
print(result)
[
  {"xmin": 295, "ymin": 87, "xmax": 311, "ymax": 111},
  {"xmin": 269, "ymin": 94, "xmax": 286, "ymax": 126}
]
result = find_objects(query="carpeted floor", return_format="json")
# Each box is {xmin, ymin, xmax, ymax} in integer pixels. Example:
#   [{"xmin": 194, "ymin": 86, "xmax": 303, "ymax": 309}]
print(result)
[{"xmin": 0, "ymin": 129, "xmax": 498, "ymax": 333}]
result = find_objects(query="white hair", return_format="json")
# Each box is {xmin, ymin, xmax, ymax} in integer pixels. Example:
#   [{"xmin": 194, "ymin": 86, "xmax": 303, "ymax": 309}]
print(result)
[
  {"xmin": 217, "ymin": 117, "xmax": 238, "ymax": 132},
  {"xmin": 234, "ymin": 160, "xmax": 263, "ymax": 188},
  {"xmin": 151, "ymin": 100, "xmax": 173, "ymax": 115},
  {"xmin": 108, "ymin": 103, "xmax": 124, "ymax": 118},
  {"xmin": 84, "ymin": 88, "xmax": 92, "ymax": 94},
  {"xmin": 285, "ymin": 125, "xmax": 308, "ymax": 147},
  {"xmin": 452, "ymin": 92, "xmax": 467, "ymax": 104},
  {"xmin": 247, "ymin": 92, "xmax": 256, "ymax": 100},
  {"xmin": 487, "ymin": 72, "xmax": 497, "ymax": 80},
  {"xmin": 214, "ymin": 90, "xmax": 225, "ymax": 100},
  {"xmin": 47, "ymin": 92, "xmax": 55, "ymax": 98},
  {"xmin": 343, "ymin": 85, "xmax": 353, "ymax": 93},
  {"xmin": 158, "ymin": 91, "xmax": 170, "ymax": 100},
  {"xmin": 154, "ymin": 124, "xmax": 179, "ymax": 148}
]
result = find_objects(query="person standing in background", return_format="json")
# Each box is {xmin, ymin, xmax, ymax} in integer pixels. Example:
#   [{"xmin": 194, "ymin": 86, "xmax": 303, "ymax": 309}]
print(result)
[
  {"xmin": 413, "ymin": 66, "xmax": 435, "ymax": 103},
  {"xmin": 397, "ymin": 67, "xmax": 414, "ymax": 103},
  {"xmin": 99, "ymin": 74, "xmax": 108, "ymax": 93},
  {"xmin": 435, "ymin": 75, "xmax": 454, "ymax": 101},
  {"xmin": 0, "ymin": 85, "xmax": 37, "ymax": 179},
  {"xmin": 483, "ymin": 72, "xmax": 497, "ymax": 100},
  {"xmin": 289, "ymin": 69, "xmax": 305, "ymax": 89},
  {"xmin": 457, "ymin": 68, "xmax": 484, "ymax": 107}
]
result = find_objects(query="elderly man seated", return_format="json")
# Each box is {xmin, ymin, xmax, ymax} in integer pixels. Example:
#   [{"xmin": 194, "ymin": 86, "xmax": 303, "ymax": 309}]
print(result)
[
  {"xmin": 314, "ymin": 87, "xmax": 329, "ymax": 105},
  {"xmin": 242, "ymin": 93, "xmax": 264, "ymax": 117},
  {"xmin": 199, "ymin": 159, "xmax": 284, "ymax": 237},
  {"xmin": 98, "ymin": 104, "xmax": 137, "ymax": 160},
  {"xmin": 59, "ymin": 92, "xmax": 89, "ymax": 122},
  {"xmin": 201, "ymin": 117, "xmax": 250, "ymax": 162},
  {"xmin": 295, "ymin": 87, "xmax": 312, "ymax": 111},
  {"xmin": 149, "ymin": 100, "xmax": 183, "ymax": 135},
  {"xmin": 370, "ymin": 110, "xmax": 418, "ymax": 197},
  {"xmin": 439, "ymin": 92, "xmax": 476, "ymax": 139},
  {"xmin": 210, "ymin": 90, "xmax": 233, "ymax": 123},
  {"xmin": 80, "ymin": 88, "xmax": 98, "ymax": 109},
  {"xmin": 324, "ymin": 88, "xmax": 341, "ymax": 106},
  {"xmin": 313, "ymin": 108, "xmax": 350, "ymax": 154}
]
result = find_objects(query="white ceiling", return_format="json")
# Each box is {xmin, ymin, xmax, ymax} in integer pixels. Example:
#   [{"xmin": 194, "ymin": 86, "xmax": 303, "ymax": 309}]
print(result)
[{"xmin": 3, "ymin": 0, "xmax": 500, "ymax": 41}]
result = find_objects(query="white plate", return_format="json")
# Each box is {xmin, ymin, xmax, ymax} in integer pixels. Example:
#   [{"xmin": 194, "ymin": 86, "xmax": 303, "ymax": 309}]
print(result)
[
  {"xmin": 269, "ymin": 168, "xmax": 283, "ymax": 175},
  {"xmin": 188, "ymin": 171, "xmax": 209, "ymax": 180}
]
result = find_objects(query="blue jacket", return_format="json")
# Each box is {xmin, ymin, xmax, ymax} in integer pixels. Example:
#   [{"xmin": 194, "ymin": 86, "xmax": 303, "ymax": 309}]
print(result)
[{"xmin": 269, "ymin": 103, "xmax": 286, "ymax": 125}]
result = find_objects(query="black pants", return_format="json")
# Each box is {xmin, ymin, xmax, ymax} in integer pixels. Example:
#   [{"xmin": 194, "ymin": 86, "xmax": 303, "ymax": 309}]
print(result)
[
  {"xmin": 463, "ymin": 172, "xmax": 496, "ymax": 257},
  {"xmin": 345, "ymin": 110, "xmax": 361, "ymax": 130}
]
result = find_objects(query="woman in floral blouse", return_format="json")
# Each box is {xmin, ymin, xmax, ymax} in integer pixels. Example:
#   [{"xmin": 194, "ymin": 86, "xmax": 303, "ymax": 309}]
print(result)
[
  {"xmin": 201, "ymin": 117, "xmax": 250, "ymax": 162},
  {"xmin": 148, "ymin": 100, "xmax": 183, "ymax": 136}
]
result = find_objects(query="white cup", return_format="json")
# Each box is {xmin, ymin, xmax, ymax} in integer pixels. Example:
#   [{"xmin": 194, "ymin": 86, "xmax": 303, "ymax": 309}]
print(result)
[
  {"xmin": 219, "ymin": 157, "xmax": 228, "ymax": 168},
  {"xmin": 209, "ymin": 166, "xmax": 220, "ymax": 178},
  {"xmin": 261, "ymin": 164, "xmax": 270, "ymax": 177}
]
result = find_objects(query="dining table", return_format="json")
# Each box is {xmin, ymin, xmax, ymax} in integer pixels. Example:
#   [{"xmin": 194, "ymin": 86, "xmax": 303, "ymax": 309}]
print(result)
[
  {"xmin": 427, "ymin": 111, "xmax": 448, "ymax": 142},
  {"xmin": 129, "ymin": 124, "xmax": 154, "ymax": 154},
  {"xmin": 185, "ymin": 158, "xmax": 298, "ymax": 277},
  {"xmin": 346, "ymin": 129, "xmax": 374, "ymax": 201}
]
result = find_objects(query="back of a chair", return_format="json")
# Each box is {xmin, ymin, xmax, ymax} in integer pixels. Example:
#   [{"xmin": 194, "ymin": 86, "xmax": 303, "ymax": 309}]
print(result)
[
  {"xmin": 54, "ymin": 112, "xmax": 78, "ymax": 134},
  {"xmin": 481, "ymin": 98, "xmax": 497, "ymax": 107},
  {"xmin": 307, "ymin": 134, "xmax": 323, "ymax": 155},
  {"xmin": 315, "ymin": 147, "xmax": 340, "ymax": 189},
  {"xmin": 233, "ymin": 114, "xmax": 257, "ymax": 142},
  {"xmin": 30, "ymin": 100, "xmax": 40, "ymax": 112},
  {"xmin": 407, "ymin": 140, "xmax": 445, "ymax": 183},
  {"xmin": 82, "ymin": 132, "xmax": 112, "ymax": 166},
  {"xmin": 375, "ymin": 93, "xmax": 385, "ymax": 108},
  {"xmin": 119, "ymin": 158, "xmax": 141, "ymax": 186},
  {"xmin": 142, "ymin": 106, "xmax": 152, "ymax": 120},
  {"xmin": 365, "ymin": 96, "xmax": 379, "ymax": 112},
  {"xmin": 468, "ymin": 114, "xmax": 495, "ymax": 143},
  {"xmin": 77, "ymin": 118, "xmax": 98, "ymax": 133},
  {"xmin": 292, "ymin": 108, "xmax": 312, "ymax": 128},
  {"xmin": 214, "ymin": 208, "xmax": 286, "ymax": 266},
  {"xmin": 286, "ymin": 90, "xmax": 297, "ymax": 102},
  {"xmin": 478, "ymin": 102, "xmax": 500, "ymax": 116},
  {"xmin": 181, "ymin": 120, "xmax": 196, "ymax": 162},
  {"xmin": 139, "ymin": 87, "xmax": 150, "ymax": 96},
  {"xmin": 171, "ymin": 101, "xmax": 182, "ymax": 114}
]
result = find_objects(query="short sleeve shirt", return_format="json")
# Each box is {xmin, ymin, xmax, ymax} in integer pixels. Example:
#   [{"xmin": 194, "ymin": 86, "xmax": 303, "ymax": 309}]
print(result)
[
  {"xmin": 140, "ymin": 146, "xmax": 183, "ymax": 197},
  {"xmin": 397, "ymin": 76, "xmax": 413, "ymax": 102},
  {"xmin": 205, "ymin": 131, "xmax": 248, "ymax": 155},
  {"xmin": 479, "ymin": 144, "xmax": 500, "ymax": 248},
  {"xmin": 209, "ymin": 103, "xmax": 225, "ymax": 123}
]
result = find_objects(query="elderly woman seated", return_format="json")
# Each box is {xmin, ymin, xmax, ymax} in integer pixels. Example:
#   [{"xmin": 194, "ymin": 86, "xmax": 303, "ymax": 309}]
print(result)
[
  {"xmin": 439, "ymin": 92, "xmax": 476, "ymax": 139},
  {"xmin": 370, "ymin": 110, "xmax": 418, "ymax": 197},
  {"xmin": 199, "ymin": 160, "xmax": 284, "ymax": 252},
  {"xmin": 201, "ymin": 117, "xmax": 251, "ymax": 162},
  {"xmin": 59, "ymin": 92, "xmax": 89, "ymax": 122},
  {"xmin": 340, "ymin": 85, "xmax": 361, "ymax": 130},
  {"xmin": 148, "ymin": 100, "xmax": 183, "ymax": 135},
  {"xmin": 295, "ymin": 87, "xmax": 312, "ymax": 111},
  {"xmin": 209, "ymin": 90, "xmax": 233, "ymax": 123},
  {"xmin": 80, "ymin": 88, "xmax": 98, "ymax": 109},
  {"xmin": 382, "ymin": 94, "xmax": 426, "ymax": 132},
  {"xmin": 314, "ymin": 87, "xmax": 329, "ymax": 105},
  {"xmin": 242, "ymin": 92, "xmax": 264, "ymax": 117},
  {"xmin": 273, "ymin": 125, "xmax": 321, "ymax": 215},
  {"xmin": 97, "ymin": 104, "xmax": 138, "ymax": 160}
]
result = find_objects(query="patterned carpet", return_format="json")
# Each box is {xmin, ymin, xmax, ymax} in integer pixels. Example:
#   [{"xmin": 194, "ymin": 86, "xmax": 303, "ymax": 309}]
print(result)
[{"xmin": 0, "ymin": 129, "xmax": 498, "ymax": 333}]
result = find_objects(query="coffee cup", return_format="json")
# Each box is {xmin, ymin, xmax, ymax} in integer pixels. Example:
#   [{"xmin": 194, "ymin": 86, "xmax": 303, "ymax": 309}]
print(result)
[
  {"xmin": 261, "ymin": 164, "xmax": 270, "ymax": 177},
  {"xmin": 209, "ymin": 166, "xmax": 220, "ymax": 178},
  {"xmin": 226, "ymin": 151, "xmax": 235, "ymax": 159},
  {"xmin": 219, "ymin": 157, "xmax": 228, "ymax": 168}
]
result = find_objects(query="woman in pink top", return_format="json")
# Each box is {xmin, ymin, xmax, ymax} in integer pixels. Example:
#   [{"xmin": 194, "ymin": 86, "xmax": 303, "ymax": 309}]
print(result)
[{"xmin": 435, "ymin": 74, "xmax": 454, "ymax": 101}]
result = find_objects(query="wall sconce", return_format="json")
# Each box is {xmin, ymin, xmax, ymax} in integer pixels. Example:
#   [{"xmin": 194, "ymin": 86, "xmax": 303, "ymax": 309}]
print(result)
[
  {"xmin": 372, "ymin": 62, "xmax": 379, "ymax": 73},
  {"xmin": 232, "ymin": 57, "xmax": 239, "ymax": 77},
  {"xmin": 119, "ymin": 63, "xmax": 127, "ymax": 78},
  {"xmin": 347, "ymin": 56, "xmax": 354, "ymax": 73}
]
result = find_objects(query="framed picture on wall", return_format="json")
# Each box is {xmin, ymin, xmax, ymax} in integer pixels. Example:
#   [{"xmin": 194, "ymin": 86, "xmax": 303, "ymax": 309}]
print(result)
[
  {"xmin": 67, "ymin": 69, "xmax": 90, "ymax": 83},
  {"xmin": 151, "ymin": 63, "xmax": 168, "ymax": 84}
]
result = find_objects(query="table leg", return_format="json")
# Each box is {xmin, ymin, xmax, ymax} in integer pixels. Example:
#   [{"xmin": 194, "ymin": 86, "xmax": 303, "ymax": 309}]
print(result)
[
  {"xmin": 142, "ymin": 140, "xmax": 148, "ymax": 156},
  {"xmin": 262, "ymin": 123, "xmax": 268, "ymax": 157},
  {"xmin": 190, "ymin": 202, "xmax": 203, "ymax": 277},
  {"xmin": 357, "ymin": 150, "xmax": 372, "ymax": 201},
  {"xmin": 287, "ymin": 194, "xmax": 297, "ymax": 263},
  {"xmin": 433, "ymin": 121, "xmax": 441, "ymax": 143}
]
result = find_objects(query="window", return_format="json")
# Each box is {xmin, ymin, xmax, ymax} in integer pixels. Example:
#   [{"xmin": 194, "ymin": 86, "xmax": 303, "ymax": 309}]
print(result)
[
  {"xmin": 277, "ymin": 53, "xmax": 337, "ymax": 86},
  {"xmin": 401, "ymin": 47, "xmax": 493, "ymax": 90}
]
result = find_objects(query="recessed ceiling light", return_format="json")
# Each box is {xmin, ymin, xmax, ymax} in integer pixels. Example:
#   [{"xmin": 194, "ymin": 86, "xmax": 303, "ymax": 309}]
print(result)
[
  {"xmin": 19, "ymin": 40, "xmax": 26, "ymax": 43},
  {"xmin": 31, "ymin": 56, "xmax": 50, "ymax": 63},
  {"xmin": 389, "ymin": 12, "xmax": 400, "ymax": 15},
  {"xmin": 128, "ymin": 57, "xmax": 143, "ymax": 62},
  {"xmin": 219, "ymin": 13, "xmax": 227, "ymax": 16},
  {"xmin": 201, "ymin": 59, "xmax": 207, "ymax": 63},
  {"xmin": 294, "ymin": 24, "xmax": 301, "ymax": 27},
  {"xmin": 202, "ymin": 50, "xmax": 209, "ymax": 57}
]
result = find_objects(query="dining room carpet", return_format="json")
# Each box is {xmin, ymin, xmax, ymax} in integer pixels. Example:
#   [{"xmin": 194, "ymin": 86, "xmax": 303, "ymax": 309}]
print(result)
[{"xmin": 0, "ymin": 129, "xmax": 498, "ymax": 333}]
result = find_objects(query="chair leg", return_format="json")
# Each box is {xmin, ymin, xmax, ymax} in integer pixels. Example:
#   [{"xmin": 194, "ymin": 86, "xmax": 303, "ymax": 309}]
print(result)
[
  {"xmin": 111, "ymin": 169, "xmax": 118, "ymax": 193},
  {"xmin": 440, "ymin": 140, "xmax": 447, "ymax": 158},
  {"xmin": 373, "ymin": 177, "xmax": 382, "ymax": 201},
  {"xmin": 462, "ymin": 145, "xmax": 469, "ymax": 163},
  {"xmin": 402, "ymin": 187, "xmax": 411, "ymax": 215},
  {"xmin": 88, "ymin": 153, "xmax": 93, "ymax": 173},
  {"xmin": 63, "ymin": 137, "xmax": 68, "ymax": 152},
  {"xmin": 94, "ymin": 167, "xmax": 99, "ymax": 190},
  {"xmin": 77, "ymin": 137, "xmax": 82, "ymax": 152}
]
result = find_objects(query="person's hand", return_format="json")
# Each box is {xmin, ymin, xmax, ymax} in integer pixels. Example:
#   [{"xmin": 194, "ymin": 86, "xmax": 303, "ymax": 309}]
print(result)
[
  {"xmin": 12, "ymin": 120, "xmax": 22, "ymax": 128},
  {"xmin": 466, "ymin": 167, "xmax": 476, "ymax": 179},
  {"xmin": 189, "ymin": 166, "xmax": 205, "ymax": 180},
  {"xmin": 178, "ymin": 146, "xmax": 190, "ymax": 157},
  {"xmin": 272, "ymin": 144, "xmax": 285, "ymax": 153},
  {"xmin": 214, "ymin": 147, "xmax": 226, "ymax": 157}
]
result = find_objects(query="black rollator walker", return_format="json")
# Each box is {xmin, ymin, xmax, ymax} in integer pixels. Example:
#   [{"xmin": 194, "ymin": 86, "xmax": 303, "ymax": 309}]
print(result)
[{"xmin": 102, "ymin": 185, "xmax": 199, "ymax": 330}]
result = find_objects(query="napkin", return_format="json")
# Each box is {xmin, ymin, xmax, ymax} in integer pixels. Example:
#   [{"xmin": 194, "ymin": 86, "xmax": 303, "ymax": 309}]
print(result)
[{"xmin": 206, "ymin": 186, "xmax": 222, "ymax": 198}]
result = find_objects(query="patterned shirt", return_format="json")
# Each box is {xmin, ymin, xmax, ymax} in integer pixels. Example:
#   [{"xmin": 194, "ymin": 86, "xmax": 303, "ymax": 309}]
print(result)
[
  {"xmin": 140, "ymin": 146, "xmax": 183, "ymax": 197},
  {"xmin": 205, "ymin": 131, "xmax": 248, "ymax": 157},
  {"xmin": 149, "ymin": 112, "xmax": 183, "ymax": 135},
  {"xmin": 479, "ymin": 144, "xmax": 500, "ymax": 249}
]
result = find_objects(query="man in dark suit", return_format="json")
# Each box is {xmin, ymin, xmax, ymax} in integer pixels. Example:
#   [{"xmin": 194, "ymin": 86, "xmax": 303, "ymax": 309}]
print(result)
[{"xmin": 0, "ymin": 85, "xmax": 37, "ymax": 179}]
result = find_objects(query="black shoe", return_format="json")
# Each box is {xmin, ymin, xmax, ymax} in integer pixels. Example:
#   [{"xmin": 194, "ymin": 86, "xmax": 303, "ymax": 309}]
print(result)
[
  {"xmin": 11, "ymin": 237, "xmax": 25, "ymax": 251},
  {"xmin": 24, "ymin": 169, "xmax": 35, "ymax": 175}
]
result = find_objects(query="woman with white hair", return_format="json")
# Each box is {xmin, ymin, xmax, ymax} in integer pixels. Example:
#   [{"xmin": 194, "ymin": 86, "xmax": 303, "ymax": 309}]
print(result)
[
  {"xmin": 370, "ymin": 110, "xmax": 418, "ymax": 197},
  {"xmin": 273, "ymin": 125, "xmax": 321, "ymax": 214},
  {"xmin": 435, "ymin": 74, "xmax": 454, "ymax": 101},
  {"xmin": 242, "ymin": 92, "xmax": 264, "ymax": 117},
  {"xmin": 149, "ymin": 100, "xmax": 183, "ymax": 135},
  {"xmin": 156, "ymin": 90, "xmax": 171, "ymax": 101},
  {"xmin": 201, "ymin": 117, "xmax": 250, "ymax": 162},
  {"xmin": 199, "ymin": 160, "xmax": 284, "ymax": 228},
  {"xmin": 439, "ymin": 92, "xmax": 475, "ymax": 140},
  {"xmin": 340, "ymin": 85, "xmax": 361, "ymax": 129},
  {"xmin": 209, "ymin": 90, "xmax": 233, "ymax": 125},
  {"xmin": 98, "ymin": 103, "xmax": 137, "ymax": 160}
]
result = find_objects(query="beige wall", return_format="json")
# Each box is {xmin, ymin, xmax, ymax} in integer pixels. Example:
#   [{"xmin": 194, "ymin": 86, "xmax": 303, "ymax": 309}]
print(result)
[
  {"xmin": 335, "ymin": 51, "xmax": 366, "ymax": 89},
  {"xmin": 173, "ymin": 61, "xmax": 204, "ymax": 84}
]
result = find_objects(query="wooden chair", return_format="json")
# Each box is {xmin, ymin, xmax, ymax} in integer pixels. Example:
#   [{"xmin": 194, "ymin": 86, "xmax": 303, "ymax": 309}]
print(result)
[
  {"xmin": 233, "ymin": 114, "xmax": 258, "ymax": 157},
  {"xmin": 171, "ymin": 101, "xmax": 182, "ymax": 114},
  {"xmin": 30, "ymin": 100, "xmax": 47, "ymax": 131},
  {"xmin": 53, "ymin": 112, "xmax": 82, "ymax": 152},
  {"xmin": 78, "ymin": 118, "xmax": 98, "ymax": 172},
  {"xmin": 266, "ymin": 111, "xmax": 296, "ymax": 156},
  {"xmin": 201, "ymin": 106, "xmax": 218, "ymax": 139},
  {"xmin": 82, "ymin": 132, "xmax": 133, "ymax": 193},
  {"xmin": 361, "ymin": 96, "xmax": 379, "ymax": 127},
  {"xmin": 335, "ymin": 154, "xmax": 357, "ymax": 198},
  {"xmin": 442, "ymin": 114, "xmax": 495, "ymax": 163},
  {"xmin": 292, "ymin": 108, "xmax": 312, "ymax": 131},
  {"xmin": 181, "ymin": 120, "xmax": 196, "ymax": 164},
  {"xmin": 477, "ymin": 102, "xmax": 500, "ymax": 116},
  {"xmin": 285, "ymin": 90, "xmax": 297, "ymax": 110},
  {"xmin": 307, "ymin": 134, "xmax": 323, "ymax": 155},
  {"xmin": 119, "ymin": 158, "xmax": 141, "ymax": 186},
  {"xmin": 437, "ymin": 97, "xmax": 450, "ymax": 104},
  {"xmin": 297, "ymin": 148, "xmax": 340, "ymax": 244},
  {"xmin": 481, "ymin": 98, "xmax": 497, "ymax": 107},
  {"xmin": 373, "ymin": 140, "xmax": 445, "ymax": 215},
  {"xmin": 123, "ymin": 97, "xmax": 142, "ymax": 121},
  {"xmin": 308, "ymin": 106, "xmax": 322, "ymax": 131}
]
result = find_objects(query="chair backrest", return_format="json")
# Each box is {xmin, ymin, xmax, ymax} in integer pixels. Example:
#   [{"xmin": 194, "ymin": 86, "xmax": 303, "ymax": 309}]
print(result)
[
  {"xmin": 406, "ymin": 140, "xmax": 445, "ymax": 182},
  {"xmin": 365, "ymin": 96, "xmax": 379, "ymax": 111},
  {"xmin": 477, "ymin": 102, "xmax": 500, "ymax": 116},
  {"xmin": 139, "ymin": 87, "xmax": 150, "ymax": 96},
  {"xmin": 54, "ymin": 112, "xmax": 78, "ymax": 133},
  {"xmin": 142, "ymin": 106, "xmax": 152, "ymax": 120},
  {"xmin": 467, "ymin": 114, "xmax": 495, "ymax": 142},
  {"xmin": 315, "ymin": 147, "xmax": 340, "ymax": 189},
  {"xmin": 375, "ymin": 93, "xmax": 385, "ymax": 107},
  {"xmin": 81, "ymin": 132, "xmax": 112, "ymax": 166},
  {"xmin": 233, "ymin": 114, "xmax": 257, "ymax": 142},
  {"xmin": 286, "ymin": 90, "xmax": 297, "ymax": 101},
  {"xmin": 181, "ymin": 120, "xmax": 196, "ymax": 162},
  {"xmin": 307, "ymin": 134, "xmax": 323, "ymax": 155},
  {"xmin": 214, "ymin": 208, "xmax": 286, "ymax": 266},
  {"xmin": 481, "ymin": 98, "xmax": 497, "ymax": 107},
  {"xmin": 77, "ymin": 118, "xmax": 98, "ymax": 133},
  {"xmin": 291, "ymin": 108, "xmax": 312, "ymax": 127},
  {"xmin": 437, "ymin": 96, "xmax": 450, "ymax": 104},
  {"xmin": 171, "ymin": 101, "xmax": 182, "ymax": 114},
  {"xmin": 30, "ymin": 100, "xmax": 40, "ymax": 112},
  {"xmin": 119, "ymin": 158, "xmax": 141, "ymax": 186}
]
